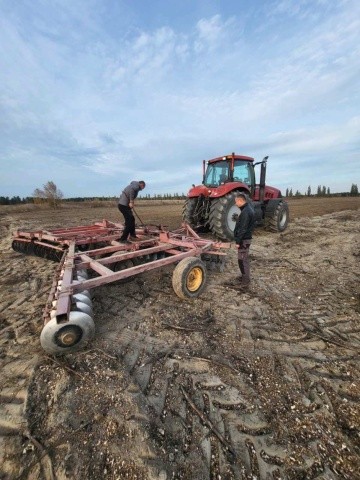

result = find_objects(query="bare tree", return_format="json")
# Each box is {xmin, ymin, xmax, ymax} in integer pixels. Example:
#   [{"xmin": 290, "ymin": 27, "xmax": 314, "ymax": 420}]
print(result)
[{"xmin": 33, "ymin": 181, "xmax": 63, "ymax": 208}]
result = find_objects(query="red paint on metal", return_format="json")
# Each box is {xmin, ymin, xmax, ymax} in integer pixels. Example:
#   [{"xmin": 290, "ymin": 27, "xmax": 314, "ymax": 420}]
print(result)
[{"xmin": 12, "ymin": 220, "xmax": 229, "ymax": 328}]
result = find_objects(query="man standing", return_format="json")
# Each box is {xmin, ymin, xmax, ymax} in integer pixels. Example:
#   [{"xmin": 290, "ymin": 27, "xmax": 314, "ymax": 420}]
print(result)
[
  {"xmin": 118, "ymin": 180, "xmax": 146, "ymax": 243},
  {"xmin": 232, "ymin": 192, "xmax": 255, "ymax": 289}
]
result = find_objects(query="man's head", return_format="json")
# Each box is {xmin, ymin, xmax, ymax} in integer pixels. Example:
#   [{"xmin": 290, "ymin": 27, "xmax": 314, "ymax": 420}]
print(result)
[
  {"xmin": 234, "ymin": 192, "xmax": 248, "ymax": 208},
  {"xmin": 139, "ymin": 181, "xmax": 146, "ymax": 190}
]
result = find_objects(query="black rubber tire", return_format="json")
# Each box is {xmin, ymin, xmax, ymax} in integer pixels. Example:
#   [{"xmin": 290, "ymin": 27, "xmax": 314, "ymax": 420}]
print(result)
[
  {"xmin": 40, "ymin": 312, "xmax": 95, "ymax": 354},
  {"xmin": 208, "ymin": 191, "xmax": 240, "ymax": 241},
  {"xmin": 182, "ymin": 198, "xmax": 199, "ymax": 227},
  {"xmin": 266, "ymin": 201, "xmax": 289, "ymax": 232},
  {"xmin": 172, "ymin": 257, "xmax": 207, "ymax": 300}
]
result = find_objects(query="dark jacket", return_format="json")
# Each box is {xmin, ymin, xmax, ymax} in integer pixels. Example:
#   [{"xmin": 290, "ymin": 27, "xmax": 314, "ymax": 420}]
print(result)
[
  {"xmin": 234, "ymin": 202, "xmax": 255, "ymax": 244},
  {"xmin": 118, "ymin": 181, "xmax": 142, "ymax": 206}
]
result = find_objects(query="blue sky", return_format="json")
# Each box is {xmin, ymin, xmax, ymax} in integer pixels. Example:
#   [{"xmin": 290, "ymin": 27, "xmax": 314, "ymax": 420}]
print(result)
[{"xmin": 0, "ymin": 0, "xmax": 359, "ymax": 198}]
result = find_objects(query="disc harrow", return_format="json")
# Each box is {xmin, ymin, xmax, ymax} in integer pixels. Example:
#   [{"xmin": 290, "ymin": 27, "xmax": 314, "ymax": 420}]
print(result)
[
  {"xmin": 12, "ymin": 238, "xmax": 65, "ymax": 262},
  {"xmin": 12, "ymin": 220, "xmax": 230, "ymax": 354}
]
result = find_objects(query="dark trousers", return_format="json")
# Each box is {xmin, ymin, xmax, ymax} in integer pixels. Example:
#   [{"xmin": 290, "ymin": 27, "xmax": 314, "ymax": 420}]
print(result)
[
  {"xmin": 118, "ymin": 205, "xmax": 135, "ymax": 240},
  {"xmin": 237, "ymin": 239, "xmax": 251, "ymax": 282}
]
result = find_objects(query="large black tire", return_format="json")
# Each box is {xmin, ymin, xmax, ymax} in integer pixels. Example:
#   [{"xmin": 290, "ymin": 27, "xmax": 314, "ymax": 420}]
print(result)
[
  {"xmin": 208, "ymin": 191, "xmax": 240, "ymax": 241},
  {"xmin": 182, "ymin": 198, "xmax": 199, "ymax": 227},
  {"xmin": 172, "ymin": 257, "xmax": 207, "ymax": 300},
  {"xmin": 266, "ymin": 200, "xmax": 289, "ymax": 232}
]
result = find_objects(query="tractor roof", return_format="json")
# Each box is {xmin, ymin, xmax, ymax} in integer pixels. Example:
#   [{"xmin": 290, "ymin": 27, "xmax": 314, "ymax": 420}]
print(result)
[{"xmin": 207, "ymin": 154, "xmax": 254, "ymax": 164}]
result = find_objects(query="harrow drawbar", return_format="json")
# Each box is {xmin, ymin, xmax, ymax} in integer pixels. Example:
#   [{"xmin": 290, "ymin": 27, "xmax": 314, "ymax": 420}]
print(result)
[{"xmin": 12, "ymin": 220, "xmax": 230, "ymax": 354}]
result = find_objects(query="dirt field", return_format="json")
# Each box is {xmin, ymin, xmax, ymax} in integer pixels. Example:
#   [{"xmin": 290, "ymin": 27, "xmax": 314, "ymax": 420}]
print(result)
[{"xmin": 1, "ymin": 197, "xmax": 359, "ymax": 480}]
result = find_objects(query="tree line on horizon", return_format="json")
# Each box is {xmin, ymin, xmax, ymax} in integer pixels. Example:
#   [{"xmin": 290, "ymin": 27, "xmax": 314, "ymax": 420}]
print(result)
[
  {"xmin": 285, "ymin": 184, "xmax": 358, "ymax": 198},
  {"xmin": 0, "ymin": 182, "xmax": 358, "ymax": 206}
]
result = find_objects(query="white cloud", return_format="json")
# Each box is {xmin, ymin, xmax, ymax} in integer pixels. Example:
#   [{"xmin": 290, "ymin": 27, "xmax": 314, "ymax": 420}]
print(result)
[
  {"xmin": 105, "ymin": 26, "xmax": 182, "ymax": 87},
  {"xmin": 85, "ymin": 152, "xmax": 134, "ymax": 176},
  {"xmin": 267, "ymin": 117, "xmax": 360, "ymax": 156},
  {"xmin": 195, "ymin": 15, "xmax": 225, "ymax": 49}
]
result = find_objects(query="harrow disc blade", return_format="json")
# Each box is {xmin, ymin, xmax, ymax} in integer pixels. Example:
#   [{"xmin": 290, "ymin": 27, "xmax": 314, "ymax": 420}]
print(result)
[
  {"xmin": 12, "ymin": 239, "xmax": 63, "ymax": 262},
  {"xmin": 40, "ymin": 312, "xmax": 95, "ymax": 354}
]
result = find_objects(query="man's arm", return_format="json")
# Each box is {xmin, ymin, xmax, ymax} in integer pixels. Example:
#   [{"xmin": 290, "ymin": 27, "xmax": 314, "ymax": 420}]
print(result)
[
  {"xmin": 128, "ymin": 185, "xmax": 139, "ymax": 208},
  {"xmin": 234, "ymin": 210, "xmax": 250, "ymax": 245}
]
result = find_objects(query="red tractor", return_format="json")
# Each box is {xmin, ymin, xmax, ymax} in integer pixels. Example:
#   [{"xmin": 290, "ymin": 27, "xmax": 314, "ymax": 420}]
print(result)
[{"xmin": 183, "ymin": 153, "xmax": 289, "ymax": 241}]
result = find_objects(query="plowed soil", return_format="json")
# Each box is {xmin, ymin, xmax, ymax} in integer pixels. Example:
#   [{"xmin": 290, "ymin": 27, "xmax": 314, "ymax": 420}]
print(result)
[{"xmin": 1, "ymin": 197, "xmax": 359, "ymax": 480}]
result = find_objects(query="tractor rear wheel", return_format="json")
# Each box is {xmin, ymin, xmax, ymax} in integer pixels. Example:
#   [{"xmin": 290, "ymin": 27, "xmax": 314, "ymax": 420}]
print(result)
[
  {"xmin": 208, "ymin": 191, "xmax": 240, "ymax": 241},
  {"xmin": 266, "ymin": 200, "xmax": 289, "ymax": 232},
  {"xmin": 172, "ymin": 257, "xmax": 207, "ymax": 299},
  {"xmin": 182, "ymin": 198, "xmax": 198, "ymax": 227}
]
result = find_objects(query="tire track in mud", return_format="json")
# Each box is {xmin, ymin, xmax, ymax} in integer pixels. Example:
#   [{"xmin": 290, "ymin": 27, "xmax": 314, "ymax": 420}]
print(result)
[
  {"xmin": 52, "ymin": 210, "xmax": 360, "ymax": 478},
  {"xmin": 89, "ymin": 211, "xmax": 359, "ymax": 479},
  {"xmin": 0, "ymin": 216, "xmax": 57, "ymax": 479}
]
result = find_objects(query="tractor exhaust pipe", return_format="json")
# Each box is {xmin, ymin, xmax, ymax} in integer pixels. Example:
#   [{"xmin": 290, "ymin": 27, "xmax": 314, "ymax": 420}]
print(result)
[{"xmin": 259, "ymin": 156, "xmax": 268, "ymax": 203}]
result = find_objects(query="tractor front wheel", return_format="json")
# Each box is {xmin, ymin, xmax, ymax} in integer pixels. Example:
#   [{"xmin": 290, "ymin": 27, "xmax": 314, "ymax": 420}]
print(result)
[
  {"xmin": 172, "ymin": 257, "xmax": 207, "ymax": 299},
  {"xmin": 266, "ymin": 201, "xmax": 289, "ymax": 232}
]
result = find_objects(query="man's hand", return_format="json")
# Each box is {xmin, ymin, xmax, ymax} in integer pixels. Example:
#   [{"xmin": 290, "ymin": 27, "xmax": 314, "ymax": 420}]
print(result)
[{"xmin": 129, "ymin": 201, "xmax": 134, "ymax": 208}]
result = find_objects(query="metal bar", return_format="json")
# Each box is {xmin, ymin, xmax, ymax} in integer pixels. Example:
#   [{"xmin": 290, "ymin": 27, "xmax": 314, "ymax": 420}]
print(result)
[
  {"xmin": 77, "ymin": 241, "xmax": 158, "ymax": 259},
  {"xmin": 183, "ymin": 223, "xmax": 201, "ymax": 239},
  {"xmin": 47, "ymin": 224, "xmax": 118, "ymax": 234},
  {"xmin": 163, "ymin": 249, "xmax": 181, "ymax": 255},
  {"xmin": 55, "ymin": 242, "xmax": 76, "ymax": 322},
  {"xmin": 79, "ymin": 254, "xmax": 114, "ymax": 276},
  {"xmin": 12, "ymin": 238, "xmax": 65, "ymax": 253},
  {"xmin": 14, "ymin": 232, "xmax": 63, "ymax": 242},
  {"xmin": 72, "ymin": 234, "xmax": 124, "ymax": 244},
  {"xmin": 77, "ymin": 243, "xmax": 174, "ymax": 267},
  {"xmin": 43, "ymin": 251, "xmax": 67, "ymax": 325},
  {"xmin": 61, "ymin": 248, "xmax": 204, "ymax": 293}
]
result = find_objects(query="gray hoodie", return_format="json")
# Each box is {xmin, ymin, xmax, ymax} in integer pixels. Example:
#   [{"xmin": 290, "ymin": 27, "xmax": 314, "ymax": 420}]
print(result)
[{"xmin": 118, "ymin": 181, "xmax": 142, "ymax": 206}]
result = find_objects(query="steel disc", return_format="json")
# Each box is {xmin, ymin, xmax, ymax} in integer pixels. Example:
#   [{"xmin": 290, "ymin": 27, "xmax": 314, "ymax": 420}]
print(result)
[
  {"xmin": 75, "ymin": 301, "xmax": 93, "ymax": 317},
  {"xmin": 73, "ymin": 293, "xmax": 92, "ymax": 307},
  {"xmin": 40, "ymin": 311, "xmax": 95, "ymax": 354}
]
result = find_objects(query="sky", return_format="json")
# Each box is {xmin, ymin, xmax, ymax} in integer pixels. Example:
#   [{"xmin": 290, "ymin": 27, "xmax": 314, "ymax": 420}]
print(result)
[{"xmin": 0, "ymin": 0, "xmax": 359, "ymax": 198}]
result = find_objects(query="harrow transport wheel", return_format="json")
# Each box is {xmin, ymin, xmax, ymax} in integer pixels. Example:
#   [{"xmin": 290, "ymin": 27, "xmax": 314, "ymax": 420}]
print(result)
[
  {"xmin": 266, "ymin": 200, "xmax": 289, "ymax": 232},
  {"xmin": 172, "ymin": 257, "xmax": 207, "ymax": 299},
  {"xmin": 40, "ymin": 311, "xmax": 95, "ymax": 354},
  {"xmin": 209, "ymin": 191, "xmax": 241, "ymax": 241}
]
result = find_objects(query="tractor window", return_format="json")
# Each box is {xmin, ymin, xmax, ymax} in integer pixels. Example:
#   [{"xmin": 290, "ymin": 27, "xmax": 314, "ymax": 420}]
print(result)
[
  {"xmin": 204, "ymin": 160, "xmax": 229, "ymax": 187},
  {"xmin": 233, "ymin": 161, "xmax": 253, "ymax": 186}
]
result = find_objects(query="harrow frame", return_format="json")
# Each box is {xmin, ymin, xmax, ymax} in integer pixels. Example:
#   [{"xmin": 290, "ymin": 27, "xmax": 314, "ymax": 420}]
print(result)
[{"xmin": 12, "ymin": 220, "xmax": 230, "ymax": 354}]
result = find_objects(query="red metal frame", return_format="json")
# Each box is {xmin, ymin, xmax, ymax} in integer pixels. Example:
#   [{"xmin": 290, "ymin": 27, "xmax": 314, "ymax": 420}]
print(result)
[{"xmin": 13, "ymin": 220, "xmax": 230, "ymax": 328}]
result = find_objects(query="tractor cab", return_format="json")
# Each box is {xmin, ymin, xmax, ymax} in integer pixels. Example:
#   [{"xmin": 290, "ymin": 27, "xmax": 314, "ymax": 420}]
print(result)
[{"xmin": 203, "ymin": 155, "xmax": 255, "ymax": 191}]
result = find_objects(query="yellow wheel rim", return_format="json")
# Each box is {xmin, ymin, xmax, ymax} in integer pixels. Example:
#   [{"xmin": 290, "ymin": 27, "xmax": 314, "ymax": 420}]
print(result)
[{"xmin": 187, "ymin": 267, "xmax": 203, "ymax": 292}]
